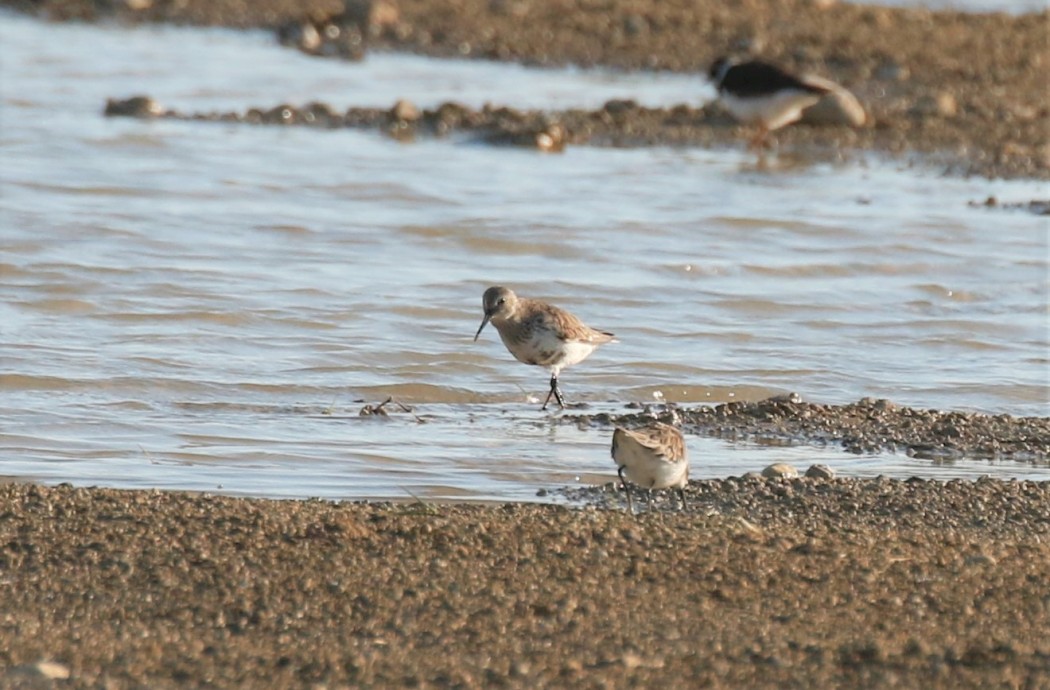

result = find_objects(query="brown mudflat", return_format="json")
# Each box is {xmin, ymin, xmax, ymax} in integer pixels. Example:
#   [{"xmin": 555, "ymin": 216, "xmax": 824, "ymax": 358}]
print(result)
[
  {"xmin": 10, "ymin": 0, "xmax": 1050, "ymax": 179},
  {"xmin": 3, "ymin": 480, "xmax": 1049, "ymax": 689}
]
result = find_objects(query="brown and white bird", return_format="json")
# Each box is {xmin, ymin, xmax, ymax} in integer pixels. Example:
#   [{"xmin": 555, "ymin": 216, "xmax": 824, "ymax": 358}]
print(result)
[
  {"xmin": 708, "ymin": 56, "xmax": 831, "ymax": 149},
  {"xmin": 473, "ymin": 286, "xmax": 615, "ymax": 410},
  {"xmin": 611, "ymin": 422, "xmax": 689, "ymax": 513}
]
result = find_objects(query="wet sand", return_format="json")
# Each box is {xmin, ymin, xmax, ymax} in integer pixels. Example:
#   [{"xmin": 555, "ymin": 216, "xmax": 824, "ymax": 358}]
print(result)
[
  {"xmin": 3, "ymin": 480, "xmax": 1049, "ymax": 689},
  {"xmin": 12, "ymin": 0, "xmax": 1050, "ymax": 179}
]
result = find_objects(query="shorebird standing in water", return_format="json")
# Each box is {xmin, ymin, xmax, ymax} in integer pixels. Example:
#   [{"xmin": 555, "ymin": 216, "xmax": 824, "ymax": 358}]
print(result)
[
  {"xmin": 473, "ymin": 286, "xmax": 615, "ymax": 410},
  {"xmin": 708, "ymin": 56, "xmax": 831, "ymax": 149},
  {"xmin": 611, "ymin": 422, "xmax": 689, "ymax": 514}
]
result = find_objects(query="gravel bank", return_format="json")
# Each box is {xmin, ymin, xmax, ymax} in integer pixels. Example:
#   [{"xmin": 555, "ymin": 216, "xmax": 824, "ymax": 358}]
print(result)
[
  {"xmin": 567, "ymin": 397, "xmax": 1050, "ymax": 460},
  {"xmin": 2, "ymin": 481, "xmax": 1049, "ymax": 689}
]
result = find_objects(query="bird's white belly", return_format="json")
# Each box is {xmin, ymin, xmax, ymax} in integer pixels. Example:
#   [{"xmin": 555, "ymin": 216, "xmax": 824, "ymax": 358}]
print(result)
[
  {"xmin": 551, "ymin": 339, "xmax": 597, "ymax": 369},
  {"xmin": 503, "ymin": 329, "xmax": 595, "ymax": 372},
  {"xmin": 721, "ymin": 90, "xmax": 821, "ymax": 130}
]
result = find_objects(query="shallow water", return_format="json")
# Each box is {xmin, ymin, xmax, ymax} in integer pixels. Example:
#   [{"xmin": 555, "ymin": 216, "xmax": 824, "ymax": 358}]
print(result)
[{"xmin": 1, "ymin": 15, "xmax": 1048, "ymax": 500}]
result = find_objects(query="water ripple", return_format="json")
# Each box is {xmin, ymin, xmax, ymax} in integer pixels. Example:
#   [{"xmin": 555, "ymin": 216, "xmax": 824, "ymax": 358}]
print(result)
[{"xmin": 1, "ymin": 13, "xmax": 1047, "ymax": 500}]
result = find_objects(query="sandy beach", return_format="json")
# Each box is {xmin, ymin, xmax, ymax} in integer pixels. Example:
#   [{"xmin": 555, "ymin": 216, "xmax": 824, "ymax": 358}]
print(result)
[{"xmin": 3, "ymin": 480, "xmax": 1049, "ymax": 689}]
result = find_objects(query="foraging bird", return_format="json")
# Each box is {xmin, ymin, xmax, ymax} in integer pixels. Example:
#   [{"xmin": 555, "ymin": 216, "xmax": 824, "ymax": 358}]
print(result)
[
  {"xmin": 473, "ymin": 286, "xmax": 615, "ymax": 410},
  {"xmin": 708, "ymin": 56, "xmax": 831, "ymax": 149},
  {"xmin": 611, "ymin": 422, "xmax": 689, "ymax": 513}
]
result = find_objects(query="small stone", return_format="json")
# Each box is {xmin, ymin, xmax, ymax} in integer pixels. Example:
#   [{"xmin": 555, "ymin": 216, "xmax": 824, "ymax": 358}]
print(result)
[
  {"xmin": 343, "ymin": 0, "xmax": 401, "ymax": 31},
  {"xmin": 369, "ymin": 0, "xmax": 401, "ymax": 32},
  {"xmin": 561, "ymin": 658, "xmax": 583, "ymax": 674},
  {"xmin": 264, "ymin": 105, "xmax": 298, "ymax": 124},
  {"xmin": 277, "ymin": 21, "xmax": 322, "ymax": 53},
  {"xmin": 623, "ymin": 14, "xmax": 649, "ymax": 36},
  {"xmin": 304, "ymin": 101, "xmax": 339, "ymax": 123},
  {"xmin": 805, "ymin": 464, "xmax": 836, "ymax": 480},
  {"xmin": 621, "ymin": 527, "xmax": 643, "ymax": 542},
  {"xmin": 535, "ymin": 123, "xmax": 566, "ymax": 152},
  {"xmin": 874, "ymin": 60, "xmax": 909, "ymax": 81},
  {"xmin": 622, "ymin": 651, "xmax": 643, "ymax": 669},
  {"xmin": 603, "ymin": 99, "xmax": 638, "ymax": 116},
  {"xmin": 964, "ymin": 553, "xmax": 997, "ymax": 567},
  {"xmin": 7, "ymin": 661, "xmax": 71, "ymax": 680},
  {"xmin": 762, "ymin": 463, "xmax": 799, "ymax": 479},
  {"xmin": 103, "ymin": 96, "xmax": 163, "ymax": 118},
  {"xmin": 390, "ymin": 99, "xmax": 421, "ymax": 122},
  {"xmin": 489, "ymin": 0, "xmax": 530, "ymax": 17},
  {"xmin": 298, "ymin": 23, "xmax": 323, "ymax": 53},
  {"xmin": 434, "ymin": 101, "xmax": 472, "ymax": 126},
  {"xmin": 912, "ymin": 91, "xmax": 958, "ymax": 119}
]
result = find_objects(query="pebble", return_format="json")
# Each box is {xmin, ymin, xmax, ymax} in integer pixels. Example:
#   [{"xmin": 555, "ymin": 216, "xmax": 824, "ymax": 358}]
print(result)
[
  {"xmin": 297, "ymin": 22, "xmax": 322, "ymax": 53},
  {"xmin": 964, "ymin": 553, "xmax": 997, "ymax": 567},
  {"xmin": 805, "ymin": 464, "xmax": 836, "ymax": 480},
  {"xmin": 103, "ymin": 96, "xmax": 162, "ymax": 118},
  {"xmin": 390, "ymin": 99, "xmax": 421, "ymax": 122},
  {"xmin": 6, "ymin": 661, "xmax": 71, "ymax": 681},
  {"xmin": 264, "ymin": 105, "xmax": 298, "ymax": 124},
  {"xmin": 534, "ymin": 123, "xmax": 567, "ymax": 152},
  {"xmin": 874, "ymin": 60, "xmax": 910, "ymax": 82},
  {"xmin": 346, "ymin": 0, "xmax": 401, "ymax": 33},
  {"xmin": 912, "ymin": 92, "xmax": 958, "ymax": 119},
  {"xmin": 762, "ymin": 463, "xmax": 800, "ymax": 479}
]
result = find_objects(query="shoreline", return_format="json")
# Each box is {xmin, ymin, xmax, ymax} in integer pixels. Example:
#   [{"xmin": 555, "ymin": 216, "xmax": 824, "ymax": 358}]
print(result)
[
  {"xmin": 3, "ymin": 480, "xmax": 1049, "ymax": 689},
  {"xmin": 9, "ymin": 0, "xmax": 1050, "ymax": 180},
  {"xmin": 571, "ymin": 397, "xmax": 1050, "ymax": 462},
  {"xmin": 6, "ymin": 394, "xmax": 1049, "ymax": 503}
]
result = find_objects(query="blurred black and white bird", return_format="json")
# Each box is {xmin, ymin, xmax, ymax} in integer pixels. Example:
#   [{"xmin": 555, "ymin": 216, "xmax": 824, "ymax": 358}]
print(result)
[{"xmin": 708, "ymin": 57, "xmax": 831, "ymax": 149}]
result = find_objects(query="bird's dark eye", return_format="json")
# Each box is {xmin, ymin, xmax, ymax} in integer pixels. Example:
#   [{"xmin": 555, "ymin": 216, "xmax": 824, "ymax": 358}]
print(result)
[{"xmin": 497, "ymin": 298, "xmax": 505, "ymax": 305}]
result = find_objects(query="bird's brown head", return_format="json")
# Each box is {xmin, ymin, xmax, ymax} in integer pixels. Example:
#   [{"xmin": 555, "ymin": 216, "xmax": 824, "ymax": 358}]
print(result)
[{"xmin": 474, "ymin": 286, "xmax": 517, "ymax": 341}]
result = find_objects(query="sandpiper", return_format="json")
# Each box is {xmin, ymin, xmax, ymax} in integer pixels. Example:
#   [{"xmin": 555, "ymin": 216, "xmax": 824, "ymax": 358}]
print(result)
[
  {"xmin": 708, "ymin": 56, "xmax": 831, "ymax": 149},
  {"xmin": 611, "ymin": 422, "xmax": 688, "ymax": 513},
  {"xmin": 473, "ymin": 286, "xmax": 615, "ymax": 410}
]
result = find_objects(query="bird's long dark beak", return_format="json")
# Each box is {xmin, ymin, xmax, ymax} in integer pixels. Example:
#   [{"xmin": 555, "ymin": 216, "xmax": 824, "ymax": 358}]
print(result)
[{"xmin": 473, "ymin": 313, "xmax": 491, "ymax": 342}]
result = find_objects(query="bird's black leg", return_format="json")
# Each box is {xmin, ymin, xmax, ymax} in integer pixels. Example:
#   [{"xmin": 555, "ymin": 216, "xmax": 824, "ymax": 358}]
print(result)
[
  {"xmin": 617, "ymin": 466, "xmax": 634, "ymax": 515},
  {"xmin": 646, "ymin": 488, "xmax": 654, "ymax": 513},
  {"xmin": 551, "ymin": 374, "xmax": 565, "ymax": 408},
  {"xmin": 541, "ymin": 373, "xmax": 565, "ymax": 410},
  {"xmin": 677, "ymin": 487, "xmax": 687, "ymax": 512}
]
